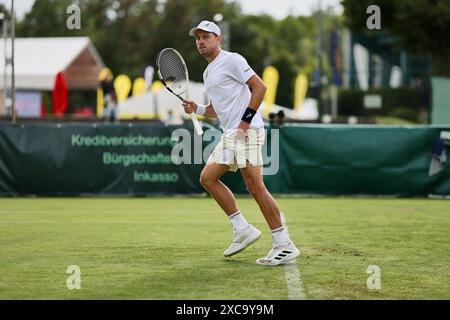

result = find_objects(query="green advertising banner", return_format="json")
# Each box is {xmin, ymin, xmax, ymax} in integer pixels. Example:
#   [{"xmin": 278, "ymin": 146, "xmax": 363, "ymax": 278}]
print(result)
[
  {"xmin": 0, "ymin": 123, "xmax": 204, "ymax": 195},
  {"xmin": 1, "ymin": 122, "xmax": 449, "ymax": 196}
]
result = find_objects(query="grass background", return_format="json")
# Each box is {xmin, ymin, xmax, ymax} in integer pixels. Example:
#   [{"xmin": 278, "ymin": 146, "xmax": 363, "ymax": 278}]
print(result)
[{"xmin": 0, "ymin": 197, "xmax": 449, "ymax": 299}]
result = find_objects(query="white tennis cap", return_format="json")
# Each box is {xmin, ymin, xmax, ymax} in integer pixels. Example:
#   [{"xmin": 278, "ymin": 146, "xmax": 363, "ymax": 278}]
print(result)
[{"xmin": 189, "ymin": 20, "xmax": 221, "ymax": 36}]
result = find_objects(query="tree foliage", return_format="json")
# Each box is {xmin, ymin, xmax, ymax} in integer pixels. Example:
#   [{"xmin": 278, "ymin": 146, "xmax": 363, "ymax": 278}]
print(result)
[
  {"xmin": 16, "ymin": 0, "xmax": 342, "ymax": 108},
  {"xmin": 342, "ymin": 0, "xmax": 450, "ymax": 75}
]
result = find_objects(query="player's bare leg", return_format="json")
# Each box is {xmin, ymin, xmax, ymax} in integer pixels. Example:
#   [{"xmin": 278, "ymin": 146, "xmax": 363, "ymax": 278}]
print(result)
[
  {"xmin": 239, "ymin": 163, "xmax": 282, "ymax": 229},
  {"xmin": 200, "ymin": 162, "xmax": 261, "ymax": 257},
  {"xmin": 199, "ymin": 163, "xmax": 239, "ymax": 215},
  {"xmin": 240, "ymin": 163, "xmax": 300, "ymax": 265}
]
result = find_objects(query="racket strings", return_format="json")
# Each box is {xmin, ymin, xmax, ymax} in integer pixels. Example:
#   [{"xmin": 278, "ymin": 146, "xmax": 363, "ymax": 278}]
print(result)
[{"xmin": 157, "ymin": 50, "xmax": 188, "ymax": 96}]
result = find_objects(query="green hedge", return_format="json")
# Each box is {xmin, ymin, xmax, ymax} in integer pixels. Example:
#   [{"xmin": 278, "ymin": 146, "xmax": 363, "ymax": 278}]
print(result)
[{"xmin": 338, "ymin": 87, "xmax": 421, "ymax": 122}]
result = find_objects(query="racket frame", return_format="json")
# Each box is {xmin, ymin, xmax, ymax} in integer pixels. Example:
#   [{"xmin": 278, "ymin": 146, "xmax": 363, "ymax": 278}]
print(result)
[{"xmin": 156, "ymin": 48, "xmax": 203, "ymax": 135}]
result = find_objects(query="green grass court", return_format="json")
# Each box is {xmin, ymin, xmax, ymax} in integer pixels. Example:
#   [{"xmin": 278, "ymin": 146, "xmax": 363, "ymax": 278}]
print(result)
[{"xmin": 0, "ymin": 197, "xmax": 449, "ymax": 300}]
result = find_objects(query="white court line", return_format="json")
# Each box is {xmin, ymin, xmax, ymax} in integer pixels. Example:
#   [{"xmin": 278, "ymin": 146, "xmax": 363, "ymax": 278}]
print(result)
[
  {"xmin": 280, "ymin": 212, "xmax": 306, "ymax": 300},
  {"xmin": 284, "ymin": 262, "xmax": 306, "ymax": 300}
]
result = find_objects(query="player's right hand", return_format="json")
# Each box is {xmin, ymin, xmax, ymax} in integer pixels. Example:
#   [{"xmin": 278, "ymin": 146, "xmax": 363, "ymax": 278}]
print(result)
[{"xmin": 182, "ymin": 100, "xmax": 197, "ymax": 114}]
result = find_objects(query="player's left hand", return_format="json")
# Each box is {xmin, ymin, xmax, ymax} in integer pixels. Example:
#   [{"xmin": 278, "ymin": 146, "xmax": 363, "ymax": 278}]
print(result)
[
  {"xmin": 236, "ymin": 121, "xmax": 250, "ymax": 141},
  {"xmin": 238, "ymin": 121, "xmax": 250, "ymax": 132}
]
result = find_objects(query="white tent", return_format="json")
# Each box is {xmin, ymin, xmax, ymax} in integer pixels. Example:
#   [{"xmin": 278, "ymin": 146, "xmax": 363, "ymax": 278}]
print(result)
[{"xmin": 0, "ymin": 37, "xmax": 105, "ymax": 90}]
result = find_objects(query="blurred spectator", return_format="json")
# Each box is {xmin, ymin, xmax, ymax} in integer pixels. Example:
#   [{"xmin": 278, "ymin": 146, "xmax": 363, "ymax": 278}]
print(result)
[
  {"xmin": 415, "ymin": 77, "xmax": 430, "ymax": 124},
  {"xmin": 100, "ymin": 72, "xmax": 118, "ymax": 122},
  {"xmin": 164, "ymin": 110, "xmax": 184, "ymax": 126},
  {"xmin": 277, "ymin": 110, "xmax": 286, "ymax": 127},
  {"xmin": 269, "ymin": 112, "xmax": 276, "ymax": 126},
  {"xmin": 268, "ymin": 110, "xmax": 286, "ymax": 127}
]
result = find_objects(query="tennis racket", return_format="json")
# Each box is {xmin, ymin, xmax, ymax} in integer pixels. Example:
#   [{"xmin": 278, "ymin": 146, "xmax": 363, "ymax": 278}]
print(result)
[{"xmin": 156, "ymin": 48, "xmax": 203, "ymax": 135}]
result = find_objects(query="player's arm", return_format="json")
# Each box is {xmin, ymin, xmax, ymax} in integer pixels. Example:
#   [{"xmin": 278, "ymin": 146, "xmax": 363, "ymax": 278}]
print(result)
[
  {"xmin": 238, "ymin": 74, "xmax": 267, "ymax": 131},
  {"xmin": 246, "ymin": 74, "xmax": 267, "ymax": 112},
  {"xmin": 182, "ymin": 100, "xmax": 217, "ymax": 118},
  {"xmin": 203, "ymin": 102, "xmax": 217, "ymax": 118}
]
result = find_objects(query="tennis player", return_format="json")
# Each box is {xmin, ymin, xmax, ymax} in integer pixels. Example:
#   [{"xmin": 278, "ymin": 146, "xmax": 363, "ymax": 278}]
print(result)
[{"xmin": 183, "ymin": 20, "xmax": 299, "ymax": 266}]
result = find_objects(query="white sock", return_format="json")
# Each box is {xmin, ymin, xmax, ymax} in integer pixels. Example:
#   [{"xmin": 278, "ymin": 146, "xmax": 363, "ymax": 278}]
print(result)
[
  {"xmin": 272, "ymin": 227, "xmax": 291, "ymax": 245},
  {"xmin": 229, "ymin": 211, "xmax": 250, "ymax": 232}
]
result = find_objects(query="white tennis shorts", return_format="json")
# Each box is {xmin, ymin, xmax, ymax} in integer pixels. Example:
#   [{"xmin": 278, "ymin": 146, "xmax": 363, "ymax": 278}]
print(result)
[{"xmin": 207, "ymin": 128, "xmax": 265, "ymax": 172}]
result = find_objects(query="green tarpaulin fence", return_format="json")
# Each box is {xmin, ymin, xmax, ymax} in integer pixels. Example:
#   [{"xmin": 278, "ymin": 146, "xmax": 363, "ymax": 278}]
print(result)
[{"xmin": 0, "ymin": 122, "xmax": 449, "ymax": 196}]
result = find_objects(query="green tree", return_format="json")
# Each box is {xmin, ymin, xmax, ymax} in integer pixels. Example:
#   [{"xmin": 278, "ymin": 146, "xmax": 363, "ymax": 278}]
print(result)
[
  {"xmin": 16, "ymin": 0, "xmax": 336, "ymax": 109},
  {"xmin": 230, "ymin": 12, "xmax": 340, "ymax": 108},
  {"xmin": 18, "ymin": 0, "xmax": 79, "ymax": 37},
  {"xmin": 342, "ymin": 0, "xmax": 450, "ymax": 76}
]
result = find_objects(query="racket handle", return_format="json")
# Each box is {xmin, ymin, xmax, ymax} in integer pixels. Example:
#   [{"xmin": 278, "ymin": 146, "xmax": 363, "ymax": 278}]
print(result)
[{"xmin": 191, "ymin": 113, "xmax": 203, "ymax": 135}]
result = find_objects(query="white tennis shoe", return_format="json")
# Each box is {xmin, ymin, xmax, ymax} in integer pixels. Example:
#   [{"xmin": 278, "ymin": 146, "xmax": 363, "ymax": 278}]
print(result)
[
  {"xmin": 256, "ymin": 241, "xmax": 300, "ymax": 266},
  {"xmin": 223, "ymin": 225, "xmax": 262, "ymax": 257}
]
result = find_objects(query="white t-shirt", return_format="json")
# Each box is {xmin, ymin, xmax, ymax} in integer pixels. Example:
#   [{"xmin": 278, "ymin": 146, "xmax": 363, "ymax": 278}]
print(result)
[{"xmin": 203, "ymin": 50, "xmax": 264, "ymax": 134}]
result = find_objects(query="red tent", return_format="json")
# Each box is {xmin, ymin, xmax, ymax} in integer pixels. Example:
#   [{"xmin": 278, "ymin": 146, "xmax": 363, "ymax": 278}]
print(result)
[{"xmin": 52, "ymin": 72, "xmax": 68, "ymax": 116}]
